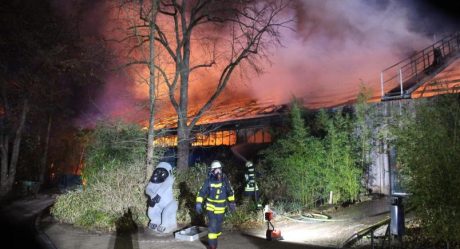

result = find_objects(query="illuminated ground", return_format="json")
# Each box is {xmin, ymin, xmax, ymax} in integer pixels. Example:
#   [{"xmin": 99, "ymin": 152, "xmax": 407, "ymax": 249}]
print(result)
[
  {"xmin": 42, "ymin": 196, "xmax": 391, "ymax": 249},
  {"xmin": 2, "ymin": 194, "xmax": 392, "ymax": 249},
  {"xmin": 243, "ymin": 196, "xmax": 391, "ymax": 248}
]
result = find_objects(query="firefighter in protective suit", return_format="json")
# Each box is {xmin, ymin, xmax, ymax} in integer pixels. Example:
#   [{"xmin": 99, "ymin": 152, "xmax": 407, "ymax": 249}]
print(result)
[
  {"xmin": 196, "ymin": 160, "xmax": 236, "ymax": 249},
  {"xmin": 244, "ymin": 161, "xmax": 261, "ymax": 208},
  {"xmin": 146, "ymin": 162, "xmax": 178, "ymax": 234}
]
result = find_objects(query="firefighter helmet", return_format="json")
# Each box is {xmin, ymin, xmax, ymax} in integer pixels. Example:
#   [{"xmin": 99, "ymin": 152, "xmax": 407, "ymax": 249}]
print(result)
[
  {"xmin": 245, "ymin": 161, "xmax": 253, "ymax": 168},
  {"xmin": 211, "ymin": 160, "xmax": 222, "ymax": 169}
]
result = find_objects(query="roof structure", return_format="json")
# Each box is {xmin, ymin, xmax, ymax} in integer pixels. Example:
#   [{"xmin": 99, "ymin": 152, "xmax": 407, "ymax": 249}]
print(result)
[
  {"xmin": 155, "ymin": 99, "xmax": 288, "ymax": 132},
  {"xmin": 154, "ymin": 32, "xmax": 460, "ymax": 135}
]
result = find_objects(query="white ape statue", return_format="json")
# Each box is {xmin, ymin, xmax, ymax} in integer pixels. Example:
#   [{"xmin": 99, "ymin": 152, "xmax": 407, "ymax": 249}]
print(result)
[{"xmin": 145, "ymin": 162, "xmax": 178, "ymax": 234}]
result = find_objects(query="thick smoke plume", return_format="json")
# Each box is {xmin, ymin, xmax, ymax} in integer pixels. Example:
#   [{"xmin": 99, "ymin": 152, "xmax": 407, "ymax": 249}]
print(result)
[
  {"xmin": 53, "ymin": 0, "xmax": 460, "ymax": 127},
  {"xmin": 249, "ymin": 0, "xmax": 457, "ymax": 107}
]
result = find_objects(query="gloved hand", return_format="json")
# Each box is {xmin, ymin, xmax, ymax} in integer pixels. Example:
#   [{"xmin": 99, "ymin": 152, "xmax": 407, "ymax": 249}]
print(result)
[
  {"xmin": 152, "ymin": 194, "xmax": 161, "ymax": 204},
  {"xmin": 195, "ymin": 203, "xmax": 202, "ymax": 214},
  {"xmin": 229, "ymin": 202, "xmax": 236, "ymax": 213},
  {"xmin": 148, "ymin": 198, "xmax": 156, "ymax": 207}
]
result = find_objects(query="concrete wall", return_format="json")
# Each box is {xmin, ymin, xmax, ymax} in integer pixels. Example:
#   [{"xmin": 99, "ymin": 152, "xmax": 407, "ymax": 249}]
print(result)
[
  {"xmin": 365, "ymin": 99, "xmax": 416, "ymax": 195},
  {"xmin": 368, "ymin": 141, "xmax": 391, "ymax": 195}
]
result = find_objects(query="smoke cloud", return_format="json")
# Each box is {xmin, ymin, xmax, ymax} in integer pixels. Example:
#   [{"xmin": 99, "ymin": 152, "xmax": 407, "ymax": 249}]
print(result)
[
  {"xmin": 53, "ymin": 0, "xmax": 460, "ymax": 127},
  {"xmin": 247, "ymin": 0, "xmax": 457, "ymax": 107}
]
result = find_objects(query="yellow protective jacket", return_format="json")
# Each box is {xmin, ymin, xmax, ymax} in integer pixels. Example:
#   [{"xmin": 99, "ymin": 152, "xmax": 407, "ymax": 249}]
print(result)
[{"xmin": 196, "ymin": 174, "xmax": 235, "ymax": 214}]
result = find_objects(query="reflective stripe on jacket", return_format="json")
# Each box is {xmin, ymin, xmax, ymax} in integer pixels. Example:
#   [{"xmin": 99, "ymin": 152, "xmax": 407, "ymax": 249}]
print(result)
[
  {"xmin": 244, "ymin": 166, "xmax": 259, "ymax": 192},
  {"xmin": 196, "ymin": 174, "xmax": 235, "ymax": 214}
]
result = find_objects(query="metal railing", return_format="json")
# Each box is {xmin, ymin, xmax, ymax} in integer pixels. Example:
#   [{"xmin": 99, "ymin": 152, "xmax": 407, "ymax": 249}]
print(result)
[
  {"xmin": 343, "ymin": 218, "xmax": 390, "ymax": 249},
  {"xmin": 380, "ymin": 32, "xmax": 460, "ymax": 100}
]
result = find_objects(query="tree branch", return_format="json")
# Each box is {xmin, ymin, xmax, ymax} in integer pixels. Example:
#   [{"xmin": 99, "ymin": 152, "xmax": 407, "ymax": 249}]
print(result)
[
  {"xmin": 189, "ymin": 60, "xmax": 216, "ymax": 72},
  {"xmin": 154, "ymin": 24, "xmax": 177, "ymax": 62}
]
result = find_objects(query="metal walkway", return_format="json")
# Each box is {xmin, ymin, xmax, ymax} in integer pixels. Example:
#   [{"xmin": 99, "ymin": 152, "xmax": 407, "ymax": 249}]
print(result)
[{"xmin": 380, "ymin": 32, "xmax": 460, "ymax": 101}]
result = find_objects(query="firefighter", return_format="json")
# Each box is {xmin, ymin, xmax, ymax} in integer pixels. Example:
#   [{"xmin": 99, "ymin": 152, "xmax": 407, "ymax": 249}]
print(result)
[
  {"xmin": 244, "ymin": 161, "xmax": 261, "ymax": 208},
  {"xmin": 196, "ymin": 160, "xmax": 236, "ymax": 249}
]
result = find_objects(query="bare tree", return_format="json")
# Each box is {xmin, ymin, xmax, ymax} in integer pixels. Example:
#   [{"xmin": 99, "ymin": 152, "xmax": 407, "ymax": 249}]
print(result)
[
  {"xmin": 120, "ymin": 0, "xmax": 290, "ymax": 170},
  {"xmin": 145, "ymin": 0, "xmax": 159, "ymax": 179},
  {"xmin": 0, "ymin": 85, "xmax": 29, "ymax": 198},
  {"xmin": 115, "ymin": 0, "xmax": 160, "ymax": 179}
]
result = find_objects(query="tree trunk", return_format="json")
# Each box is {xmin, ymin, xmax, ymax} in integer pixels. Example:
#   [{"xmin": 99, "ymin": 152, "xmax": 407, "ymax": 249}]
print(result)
[
  {"xmin": 176, "ymin": 126, "xmax": 190, "ymax": 171},
  {"xmin": 38, "ymin": 115, "xmax": 52, "ymax": 188},
  {"xmin": 0, "ymin": 98, "xmax": 29, "ymax": 198},
  {"xmin": 0, "ymin": 83, "xmax": 9, "ymax": 194},
  {"xmin": 145, "ymin": 0, "xmax": 158, "ymax": 181},
  {"xmin": 0, "ymin": 134, "xmax": 9, "ymax": 192},
  {"xmin": 176, "ymin": 19, "xmax": 191, "ymax": 171}
]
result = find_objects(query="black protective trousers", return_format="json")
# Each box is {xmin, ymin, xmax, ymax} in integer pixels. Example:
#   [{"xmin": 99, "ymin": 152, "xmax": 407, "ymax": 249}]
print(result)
[{"xmin": 207, "ymin": 211, "xmax": 224, "ymax": 248}]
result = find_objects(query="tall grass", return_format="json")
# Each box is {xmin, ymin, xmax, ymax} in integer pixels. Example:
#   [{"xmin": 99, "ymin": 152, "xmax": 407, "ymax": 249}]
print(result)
[{"xmin": 51, "ymin": 120, "xmax": 163, "ymax": 231}]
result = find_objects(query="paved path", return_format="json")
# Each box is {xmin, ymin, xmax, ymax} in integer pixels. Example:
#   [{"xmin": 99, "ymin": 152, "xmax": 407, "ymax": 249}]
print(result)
[
  {"xmin": 2, "ymin": 194, "xmax": 391, "ymax": 249},
  {"xmin": 0, "ymin": 194, "xmax": 56, "ymax": 249},
  {"xmin": 43, "ymin": 223, "xmax": 324, "ymax": 249}
]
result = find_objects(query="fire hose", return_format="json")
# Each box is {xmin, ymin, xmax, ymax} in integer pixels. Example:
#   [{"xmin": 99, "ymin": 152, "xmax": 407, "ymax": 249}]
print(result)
[{"xmin": 282, "ymin": 212, "xmax": 347, "ymax": 223}]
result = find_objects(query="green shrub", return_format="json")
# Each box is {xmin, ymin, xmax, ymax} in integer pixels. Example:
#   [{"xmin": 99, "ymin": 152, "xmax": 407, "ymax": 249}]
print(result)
[
  {"xmin": 269, "ymin": 200, "xmax": 304, "ymax": 215},
  {"xmin": 51, "ymin": 159, "xmax": 151, "ymax": 231},
  {"xmin": 51, "ymin": 120, "xmax": 163, "ymax": 231},
  {"xmin": 259, "ymin": 100, "xmax": 363, "ymax": 208},
  {"xmin": 318, "ymin": 109, "xmax": 361, "ymax": 203},
  {"xmin": 394, "ymin": 94, "xmax": 460, "ymax": 244},
  {"xmin": 224, "ymin": 200, "xmax": 263, "ymax": 230},
  {"xmin": 83, "ymin": 120, "xmax": 147, "ymax": 185},
  {"xmin": 354, "ymin": 84, "xmax": 374, "ymax": 171},
  {"xmin": 174, "ymin": 163, "xmax": 209, "ymax": 225},
  {"xmin": 260, "ymin": 100, "xmax": 325, "ymax": 207},
  {"xmin": 76, "ymin": 209, "xmax": 116, "ymax": 230}
]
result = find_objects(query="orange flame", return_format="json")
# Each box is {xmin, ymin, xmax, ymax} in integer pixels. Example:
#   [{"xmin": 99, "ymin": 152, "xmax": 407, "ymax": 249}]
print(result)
[{"xmin": 154, "ymin": 128, "xmax": 271, "ymax": 147}]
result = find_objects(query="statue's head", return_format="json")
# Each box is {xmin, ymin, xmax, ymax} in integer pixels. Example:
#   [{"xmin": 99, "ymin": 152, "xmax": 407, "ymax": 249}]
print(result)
[{"xmin": 151, "ymin": 162, "xmax": 173, "ymax": 183}]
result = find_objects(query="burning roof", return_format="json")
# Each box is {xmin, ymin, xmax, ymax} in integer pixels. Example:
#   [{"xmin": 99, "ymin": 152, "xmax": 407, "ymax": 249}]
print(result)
[
  {"xmin": 154, "ymin": 98, "xmax": 287, "ymax": 130},
  {"xmin": 155, "ymin": 49, "xmax": 460, "ymax": 132}
]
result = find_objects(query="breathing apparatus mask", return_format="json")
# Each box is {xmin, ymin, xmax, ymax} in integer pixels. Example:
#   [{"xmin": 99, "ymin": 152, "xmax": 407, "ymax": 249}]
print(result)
[{"xmin": 210, "ymin": 160, "xmax": 223, "ymax": 181}]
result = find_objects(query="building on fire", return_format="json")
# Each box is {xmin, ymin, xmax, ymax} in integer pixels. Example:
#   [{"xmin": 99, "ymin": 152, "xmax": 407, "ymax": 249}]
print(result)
[{"xmin": 154, "ymin": 32, "xmax": 460, "ymax": 196}]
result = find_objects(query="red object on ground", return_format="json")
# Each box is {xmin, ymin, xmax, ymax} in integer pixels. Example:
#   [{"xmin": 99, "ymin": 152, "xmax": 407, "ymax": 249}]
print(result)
[
  {"xmin": 264, "ymin": 211, "xmax": 273, "ymax": 221},
  {"xmin": 271, "ymin": 229, "xmax": 282, "ymax": 239}
]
